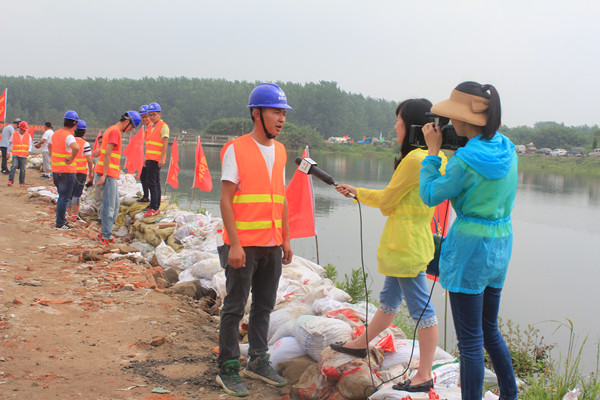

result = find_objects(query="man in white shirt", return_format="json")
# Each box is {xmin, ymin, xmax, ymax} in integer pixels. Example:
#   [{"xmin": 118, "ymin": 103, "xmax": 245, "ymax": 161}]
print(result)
[
  {"xmin": 1, "ymin": 118, "xmax": 20, "ymax": 174},
  {"xmin": 34, "ymin": 122, "xmax": 54, "ymax": 178}
]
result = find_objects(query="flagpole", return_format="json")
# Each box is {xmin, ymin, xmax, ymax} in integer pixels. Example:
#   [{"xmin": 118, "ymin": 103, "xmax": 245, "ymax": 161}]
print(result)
[
  {"xmin": 314, "ymin": 235, "xmax": 320, "ymax": 265},
  {"xmin": 188, "ymin": 187, "xmax": 195, "ymax": 211}
]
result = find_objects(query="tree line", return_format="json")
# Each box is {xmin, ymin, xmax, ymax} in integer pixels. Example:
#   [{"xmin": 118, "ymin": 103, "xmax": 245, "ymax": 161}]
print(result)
[
  {"xmin": 0, "ymin": 76, "xmax": 396, "ymax": 141},
  {"xmin": 1, "ymin": 75, "xmax": 598, "ymax": 150}
]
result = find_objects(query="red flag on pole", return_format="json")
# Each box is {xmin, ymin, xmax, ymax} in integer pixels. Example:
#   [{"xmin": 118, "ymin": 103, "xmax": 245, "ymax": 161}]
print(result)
[
  {"xmin": 427, "ymin": 199, "xmax": 451, "ymax": 281},
  {"xmin": 0, "ymin": 89, "xmax": 6, "ymax": 122},
  {"xmin": 26, "ymin": 126, "xmax": 35, "ymax": 141},
  {"xmin": 123, "ymin": 126, "xmax": 145, "ymax": 177},
  {"xmin": 285, "ymin": 146, "xmax": 317, "ymax": 239},
  {"xmin": 166, "ymin": 138, "xmax": 180, "ymax": 189},
  {"xmin": 193, "ymin": 136, "xmax": 212, "ymax": 191},
  {"xmin": 92, "ymin": 130, "xmax": 102, "ymax": 153}
]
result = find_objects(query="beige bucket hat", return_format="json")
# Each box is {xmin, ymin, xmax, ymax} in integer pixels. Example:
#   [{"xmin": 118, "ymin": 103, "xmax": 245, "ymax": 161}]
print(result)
[{"xmin": 431, "ymin": 88, "xmax": 489, "ymax": 127}]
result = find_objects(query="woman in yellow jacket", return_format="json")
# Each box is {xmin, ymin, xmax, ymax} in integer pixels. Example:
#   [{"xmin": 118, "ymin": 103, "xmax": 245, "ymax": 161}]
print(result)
[{"xmin": 332, "ymin": 98, "xmax": 447, "ymax": 393}]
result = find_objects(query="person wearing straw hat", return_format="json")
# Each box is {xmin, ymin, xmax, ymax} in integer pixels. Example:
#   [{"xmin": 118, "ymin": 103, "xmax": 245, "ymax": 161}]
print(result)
[
  {"xmin": 419, "ymin": 81, "xmax": 518, "ymax": 400},
  {"xmin": 332, "ymin": 99, "xmax": 447, "ymax": 394}
]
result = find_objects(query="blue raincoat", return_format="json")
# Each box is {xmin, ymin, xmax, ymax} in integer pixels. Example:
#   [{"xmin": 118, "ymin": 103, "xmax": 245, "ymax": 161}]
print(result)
[{"xmin": 419, "ymin": 133, "xmax": 518, "ymax": 294}]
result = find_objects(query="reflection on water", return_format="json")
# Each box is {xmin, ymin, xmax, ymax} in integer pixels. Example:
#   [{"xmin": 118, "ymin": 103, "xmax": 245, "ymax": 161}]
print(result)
[{"xmin": 165, "ymin": 146, "xmax": 600, "ymax": 370}]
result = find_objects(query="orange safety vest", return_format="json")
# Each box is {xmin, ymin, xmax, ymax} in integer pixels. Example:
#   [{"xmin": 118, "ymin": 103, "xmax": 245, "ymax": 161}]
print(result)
[
  {"xmin": 74, "ymin": 137, "xmax": 89, "ymax": 174},
  {"xmin": 145, "ymin": 120, "xmax": 167, "ymax": 161},
  {"xmin": 220, "ymin": 134, "xmax": 287, "ymax": 247},
  {"xmin": 51, "ymin": 129, "xmax": 76, "ymax": 173},
  {"xmin": 94, "ymin": 125, "xmax": 122, "ymax": 179},
  {"xmin": 11, "ymin": 132, "xmax": 30, "ymax": 157}
]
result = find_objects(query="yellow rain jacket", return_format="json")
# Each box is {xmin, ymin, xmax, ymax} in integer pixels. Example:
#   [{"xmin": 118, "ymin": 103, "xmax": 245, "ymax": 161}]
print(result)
[{"xmin": 356, "ymin": 148, "xmax": 447, "ymax": 277}]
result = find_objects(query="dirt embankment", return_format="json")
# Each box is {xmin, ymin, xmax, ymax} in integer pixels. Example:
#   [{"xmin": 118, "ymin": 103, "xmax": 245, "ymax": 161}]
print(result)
[{"xmin": 0, "ymin": 173, "xmax": 285, "ymax": 399}]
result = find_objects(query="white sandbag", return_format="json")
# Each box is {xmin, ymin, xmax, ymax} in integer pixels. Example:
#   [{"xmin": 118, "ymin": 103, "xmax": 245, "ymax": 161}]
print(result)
[
  {"xmin": 298, "ymin": 279, "xmax": 352, "ymax": 305},
  {"xmin": 268, "ymin": 336, "xmax": 307, "ymax": 369},
  {"xmin": 381, "ymin": 339, "xmax": 455, "ymax": 370},
  {"xmin": 268, "ymin": 320, "xmax": 296, "ymax": 346},
  {"xmin": 368, "ymin": 381, "xmax": 463, "ymax": 400},
  {"xmin": 178, "ymin": 268, "xmax": 197, "ymax": 283},
  {"xmin": 186, "ymin": 257, "xmax": 221, "ymax": 280},
  {"xmin": 293, "ymin": 315, "xmax": 353, "ymax": 361},
  {"xmin": 282, "ymin": 264, "xmax": 322, "ymax": 286},
  {"xmin": 288, "ymin": 255, "xmax": 325, "ymax": 276},
  {"xmin": 276, "ymin": 277, "xmax": 310, "ymax": 304},
  {"xmin": 268, "ymin": 302, "xmax": 314, "ymax": 342},
  {"xmin": 210, "ymin": 270, "xmax": 227, "ymax": 300},
  {"xmin": 561, "ymin": 388, "xmax": 581, "ymax": 400}
]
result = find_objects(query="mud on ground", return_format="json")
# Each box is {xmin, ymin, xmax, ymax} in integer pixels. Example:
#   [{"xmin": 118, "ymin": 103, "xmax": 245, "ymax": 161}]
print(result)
[{"xmin": 0, "ymin": 172, "xmax": 286, "ymax": 399}]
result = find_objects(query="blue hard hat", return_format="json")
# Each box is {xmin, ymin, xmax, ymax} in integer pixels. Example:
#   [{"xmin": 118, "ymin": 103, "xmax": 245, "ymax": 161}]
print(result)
[
  {"xmin": 139, "ymin": 105, "xmax": 149, "ymax": 115},
  {"xmin": 126, "ymin": 111, "xmax": 142, "ymax": 128},
  {"xmin": 148, "ymin": 102, "xmax": 161, "ymax": 112},
  {"xmin": 247, "ymin": 83, "xmax": 292, "ymax": 109},
  {"xmin": 76, "ymin": 120, "xmax": 87, "ymax": 130},
  {"xmin": 64, "ymin": 110, "xmax": 79, "ymax": 121}
]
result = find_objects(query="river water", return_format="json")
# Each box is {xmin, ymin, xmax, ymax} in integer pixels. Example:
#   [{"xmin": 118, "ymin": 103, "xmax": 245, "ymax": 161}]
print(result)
[{"xmin": 164, "ymin": 145, "xmax": 600, "ymax": 371}]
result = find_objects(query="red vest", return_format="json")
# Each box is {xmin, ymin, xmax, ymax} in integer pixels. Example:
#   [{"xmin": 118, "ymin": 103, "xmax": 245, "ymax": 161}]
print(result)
[
  {"xmin": 94, "ymin": 125, "xmax": 122, "ymax": 179},
  {"xmin": 220, "ymin": 134, "xmax": 287, "ymax": 246},
  {"xmin": 51, "ymin": 129, "xmax": 76, "ymax": 173},
  {"xmin": 12, "ymin": 132, "xmax": 30, "ymax": 157}
]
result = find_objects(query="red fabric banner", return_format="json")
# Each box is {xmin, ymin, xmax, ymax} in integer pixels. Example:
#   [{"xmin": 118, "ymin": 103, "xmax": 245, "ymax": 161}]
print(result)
[
  {"xmin": 193, "ymin": 136, "xmax": 212, "ymax": 191},
  {"xmin": 285, "ymin": 146, "xmax": 316, "ymax": 239},
  {"xmin": 123, "ymin": 127, "xmax": 144, "ymax": 178},
  {"xmin": 0, "ymin": 89, "xmax": 6, "ymax": 122},
  {"xmin": 166, "ymin": 138, "xmax": 180, "ymax": 189}
]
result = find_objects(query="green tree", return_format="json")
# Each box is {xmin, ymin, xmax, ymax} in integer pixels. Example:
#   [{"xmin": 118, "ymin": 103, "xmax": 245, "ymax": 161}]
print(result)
[
  {"xmin": 277, "ymin": 123, "xmax": 324, "ymax": 150},
  {"xmin": 204, "ymin": 118, "xmax": 252, "ymax": 136}
]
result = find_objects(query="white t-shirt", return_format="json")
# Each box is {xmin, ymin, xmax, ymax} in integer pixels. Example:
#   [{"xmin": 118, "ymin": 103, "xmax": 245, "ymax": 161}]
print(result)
[
  {"xmin": 40, "ymin": 129, "xmax": 54, "ymax": 152},
  {"xmin": 48, "ymin": 132, "xmax": 76, "ymax": 148},
  {"xmin": 221, "ymin": 138, "xmax": 285, "ymax": 187}
]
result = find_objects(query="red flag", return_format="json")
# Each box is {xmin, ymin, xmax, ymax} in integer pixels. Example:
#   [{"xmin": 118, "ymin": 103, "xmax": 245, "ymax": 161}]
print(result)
[
  {"xmin": 92, "ymin": 130, "xmax": 102, "ymax": 153},
  {"xmin": 193, "ymin": 136, "xmax": 212, "ymax": 191},
  {"xmin": 285, "ymin": 146, "xmax": 316, "ymax": 239},
  {"xmin": 430, "ymin": 199, "xmax": 450, "ymax": 236},
  {"xmin": 0, "ymin": 89, "xmax": 6, "ymax": 122},
  {"xmin": 123, "ymin": 126, "xmax": 145, "ymax": 177},
  {"xmin": 26, "ymin": 126, "xmax": 35, "ymax": 141},
  {"xmin": 166, "ymin": 138, "xmax": 180, "ymax": 189}
]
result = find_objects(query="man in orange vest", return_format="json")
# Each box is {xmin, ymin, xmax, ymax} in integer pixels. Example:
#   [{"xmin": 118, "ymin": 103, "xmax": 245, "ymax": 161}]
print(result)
[
  {"xmin": 142, "ymin": 102, "xmax": 169, "ymax": 217},
  {"xmin": 94, "ymin": 111, "xmax": 141, "ymax": 245},
  {"xmin": 7, "ymin": 121, "xmax": 32, "ymax": 187},
  {"xmin": 49, "ymin": 110, "xmax": 80, "ymax": 230},
  {"xmin": 216, "ymin": 83, "xmax": 293, "ymax": 397},
  {"xmin": 66, "ymin": 120, "xmax": 93, "ymax": 221}
]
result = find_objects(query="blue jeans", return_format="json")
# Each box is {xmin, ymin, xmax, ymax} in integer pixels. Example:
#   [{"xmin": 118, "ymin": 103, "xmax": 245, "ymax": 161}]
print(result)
[
  {"xmin": 95, "ymin": 175, "xmax": 119, "ymax": 239},
  {"xmin": 379, "ymin": 272, "xmax": 438, "ymax": 329},
  {"xmin": 8, "ymin": 156, "xmax": 27, "ymax": 184},
  {"xmin": 53, "ymin": 172, "xmax": 76, "ymax": 227},
  {"xmin": 217, "ymin": 245, "xmax": 282, "ymax": 366},
  {"xmin": 449, "ymin": 287, "xmax": 518, "ymax": 400}
]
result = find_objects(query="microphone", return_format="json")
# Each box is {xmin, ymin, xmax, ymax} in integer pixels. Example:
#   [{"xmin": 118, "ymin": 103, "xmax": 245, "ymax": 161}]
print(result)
[{"xmin": 295, "ymin": 157, "xmax": 337, "ymax": 186}]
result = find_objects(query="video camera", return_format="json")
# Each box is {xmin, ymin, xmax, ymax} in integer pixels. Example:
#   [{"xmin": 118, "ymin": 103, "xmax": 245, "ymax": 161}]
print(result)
[{"xmin": 408, "ymin": 112, "xmax": 468, "ymax": 150}]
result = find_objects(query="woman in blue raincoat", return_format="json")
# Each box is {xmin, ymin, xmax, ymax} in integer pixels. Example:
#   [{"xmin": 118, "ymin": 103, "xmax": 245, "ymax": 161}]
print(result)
[{"xmin": 419, "ymin": 82, "xmax": 519, "ymax": 400}]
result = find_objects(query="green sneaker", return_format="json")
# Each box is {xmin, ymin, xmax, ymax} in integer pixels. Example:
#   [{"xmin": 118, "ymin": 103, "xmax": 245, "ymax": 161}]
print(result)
[
  {"xmin": 241, "ymin": 354, "xmax": 287, "ymax": 387},
  {"xmin": 216, "ymin": 360, "xmax": 249, "ymax": 397}
]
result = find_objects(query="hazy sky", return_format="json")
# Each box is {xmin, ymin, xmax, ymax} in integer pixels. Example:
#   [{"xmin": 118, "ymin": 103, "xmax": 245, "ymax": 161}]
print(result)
[{"xmin": 1, "ymin": 0, "xmax": 598, "ymax": 127}]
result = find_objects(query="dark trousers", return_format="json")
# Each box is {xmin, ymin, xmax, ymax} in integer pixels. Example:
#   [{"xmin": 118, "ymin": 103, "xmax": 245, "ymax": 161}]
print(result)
[
  {"xmin": 1, "ymin": 146, "xmax": 8, "ymax": 172},
  {"xmin": 139, "ymin": 166, "xmax": 149, "ymax": 198},
  {"xmin": 217, "ymin": 245, "xmax": 282, "ymax": 367},
  {"xmin": 53, "ymin": 172, "xmax": 76, "ymax": 227},
  {"xmin": 145, "ymin": 160, "xmax": 161, "ymax": 210}
]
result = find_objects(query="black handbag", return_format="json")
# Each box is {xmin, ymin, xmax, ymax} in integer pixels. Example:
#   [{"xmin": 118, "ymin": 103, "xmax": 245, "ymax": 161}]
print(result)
[{"xmin": 426, "ymin": 234, "xmax": 443, "ymax": 279}]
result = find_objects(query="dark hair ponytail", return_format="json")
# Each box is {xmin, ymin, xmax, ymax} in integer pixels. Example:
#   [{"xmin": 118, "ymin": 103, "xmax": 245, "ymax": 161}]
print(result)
[
  {"xmin": 454, "ymin": 81, "xmax": 501, "ymax": 139},
  {"xmin": 394, "ymin": 98, "xmax": 433, "ymax": 169},
  {"xmin": 481, "ymin": 84, "xmax": 501, "ymax": 139}
]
